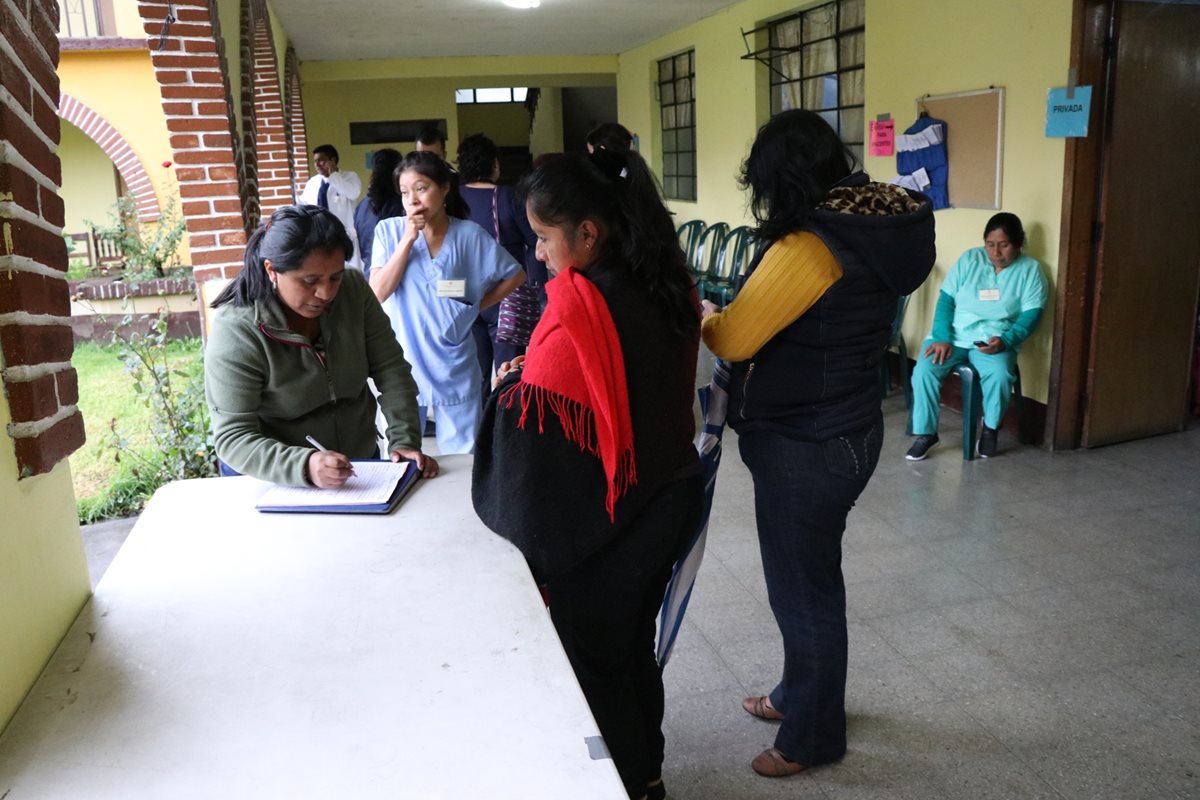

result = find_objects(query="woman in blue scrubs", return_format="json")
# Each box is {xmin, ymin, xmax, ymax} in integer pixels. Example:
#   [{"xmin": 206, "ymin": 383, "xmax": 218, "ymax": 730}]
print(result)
[
  {"xmin": 370, "ymin": 151, "xmax": 525, "ymax": 454},
  {"xmin": 906, "ymin": 212, "xmax": 1048, "ymax": 460}
]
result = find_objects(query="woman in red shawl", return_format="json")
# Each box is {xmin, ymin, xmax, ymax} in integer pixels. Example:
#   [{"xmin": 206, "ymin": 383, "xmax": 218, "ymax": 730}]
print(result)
[{"xmin": 473, "ymin": 150, "xmax": 701, "ymax": 800}]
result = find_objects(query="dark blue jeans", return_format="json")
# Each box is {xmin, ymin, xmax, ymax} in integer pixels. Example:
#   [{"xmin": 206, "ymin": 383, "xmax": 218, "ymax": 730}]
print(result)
[{"xmin": 738, "ymin": 415, "xmax": 882, "ymax": 766}]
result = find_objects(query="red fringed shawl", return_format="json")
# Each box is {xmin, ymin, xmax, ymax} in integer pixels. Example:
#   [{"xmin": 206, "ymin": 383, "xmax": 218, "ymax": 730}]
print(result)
[{"xmin": 497, "ymin": 266, "xmax": 636, "ymax": 520}]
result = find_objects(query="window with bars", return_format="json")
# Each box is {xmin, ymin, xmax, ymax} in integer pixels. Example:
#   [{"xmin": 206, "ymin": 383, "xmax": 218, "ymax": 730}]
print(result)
[
  {"xmin": 657, "ymin": 50, "xmax": 696, "ymax": 202},
  {"xmin": 767, "ymin": 0, "xmax": 865, "ymax": 163}
]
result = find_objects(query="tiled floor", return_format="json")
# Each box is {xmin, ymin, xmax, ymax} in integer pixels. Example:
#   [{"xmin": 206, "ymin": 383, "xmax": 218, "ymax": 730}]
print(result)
[
  {"xmin": 78, "ymin": 369, "xmax": 1200, "ymax": 800},
  {"xmin": 660, "ymin": 365, "xmax": 1200, "ymax": 799}
]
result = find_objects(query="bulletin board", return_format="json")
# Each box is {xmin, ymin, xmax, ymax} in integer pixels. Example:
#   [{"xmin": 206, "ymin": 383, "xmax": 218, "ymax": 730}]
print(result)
[{"xmin": 918, "ymin": 87, "xmax": 1004, "ymax": 209}]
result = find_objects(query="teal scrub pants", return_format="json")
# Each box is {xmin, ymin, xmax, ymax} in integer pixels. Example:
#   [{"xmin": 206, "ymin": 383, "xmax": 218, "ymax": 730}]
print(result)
[{"xmin": 910, "ymin": 342, "xmax": 1017, "ymax": 434}]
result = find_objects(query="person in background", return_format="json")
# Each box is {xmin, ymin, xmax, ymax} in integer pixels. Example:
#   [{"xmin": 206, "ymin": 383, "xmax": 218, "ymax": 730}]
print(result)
[
  {"xmin": 298, "ymin": 144, "xmax": 363, "ymax": 269},
  {"xmin": 586, "ymin": 122, "xmax": 634, "ymax": 153},
  {"xmin": 472, "ymin": 150, "xmax": 702, "ymax": 800},
  {"xmin": 414, "ymin": 123, "xmax": 450, "ymax": 161},
  {"xmin": 370, "ymin": 151, "xmax": 524, "ymax": 454},
  {"xmin": 905, "ymin": 212, "xmax": 1047, "ymax": 460},
  {"xmin": 205, "ymin": 205, "xmax": 438, "ymax": 487},
  {"xmin": 456, "ymin": 132, "xmax": 547, "ymax": 387},
  {"xmin": 353, "ymin": 148, "xmax": 405, "ymax": 278},
  {"xmin": 701, "ymin": 109, "xmax": 934, "ymax": 778}
]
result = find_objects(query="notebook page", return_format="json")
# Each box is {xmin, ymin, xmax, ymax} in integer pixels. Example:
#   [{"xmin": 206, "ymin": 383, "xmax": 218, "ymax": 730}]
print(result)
[{"xmin": 256, "ymin": 461, "xmax": 409, "ymax": 508}]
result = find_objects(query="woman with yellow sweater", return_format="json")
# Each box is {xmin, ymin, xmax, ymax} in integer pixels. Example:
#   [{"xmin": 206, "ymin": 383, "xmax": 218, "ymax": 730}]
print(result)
[{"xmin": 701, "ymin": 110, "xmax": 935, "ymax": 778}]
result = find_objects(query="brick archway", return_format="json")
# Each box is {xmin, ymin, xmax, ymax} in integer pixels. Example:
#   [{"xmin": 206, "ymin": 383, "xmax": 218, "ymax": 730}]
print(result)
[
  {"xmin": 284, "ymin": 46, "xmax": 308, "ymax": 187},
  {"xmin": 57, "ymin": 93, "xmax": 162, "ymax": 222},
  {"xmin": 251, "ymin": 9, "xmax": 293, "ymax": 213}
]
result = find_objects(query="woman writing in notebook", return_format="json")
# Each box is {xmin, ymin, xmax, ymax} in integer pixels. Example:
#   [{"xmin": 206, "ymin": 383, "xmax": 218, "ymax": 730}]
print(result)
[{"xmin": 205, "ymin": 205, "xmax": 439, "ymax": 488}]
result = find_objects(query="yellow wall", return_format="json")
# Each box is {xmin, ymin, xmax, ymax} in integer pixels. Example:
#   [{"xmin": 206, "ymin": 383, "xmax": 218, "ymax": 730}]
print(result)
[
  {"xmin": 301, "ymin": 55, "xmax": 616, "ymax": 193},
  {"xmin": 456, "ymin": 103, "xmax": 533, "ymax": 150},
  {"xmin": 862, "ymin": 0, "xmax": 1070, "ymax": 404},
  {"xmin": 529, "ymin": 87, "xmax": 564, "ymax": 158},
  {"xmin": 617, "ymin": 0, "xmax": 1071, "ymax": 402},
  {"xmin": 59, "ymin": 121, "xmax": 120, "ymax": 236},
  {"xmin": 57, "ymin": 48, "xmax": 192, "ymax": 264},
  {"xmin": 0, "ymin": 391, "xmax": 90, "ymax": 732}
]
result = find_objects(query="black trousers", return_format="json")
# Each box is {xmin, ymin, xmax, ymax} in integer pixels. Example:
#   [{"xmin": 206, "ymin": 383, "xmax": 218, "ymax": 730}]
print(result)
[{"xmin": 545, "ymin": 475, "xmax": 702, "ymax": 798}]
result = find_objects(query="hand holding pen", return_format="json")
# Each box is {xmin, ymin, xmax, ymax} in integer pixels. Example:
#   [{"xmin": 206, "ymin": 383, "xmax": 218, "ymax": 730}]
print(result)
[{"xmin": 305, "ymin": 435, "xmax": 355, "ymax": 489}]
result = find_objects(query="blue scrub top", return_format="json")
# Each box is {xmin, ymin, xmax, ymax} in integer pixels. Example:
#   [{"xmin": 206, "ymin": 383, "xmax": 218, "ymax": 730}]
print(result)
[
  {"xmin": 942, "ymin": 248, "xmax": 1047, "ymax": 352},
  {"xmin": 371, "ymin": 217, "xmax": 521, "ymax": 406}
]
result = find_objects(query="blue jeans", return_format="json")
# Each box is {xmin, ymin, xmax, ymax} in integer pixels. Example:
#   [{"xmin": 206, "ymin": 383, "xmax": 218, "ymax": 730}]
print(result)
[{"xmin": 739, "ymin": 416, "xmax": 882, "ymax": 766}]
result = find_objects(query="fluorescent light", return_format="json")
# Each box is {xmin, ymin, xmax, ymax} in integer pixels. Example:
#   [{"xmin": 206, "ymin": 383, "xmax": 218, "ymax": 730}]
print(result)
[{"xmin": 502, "ymin": 0, "xmax": 540, "ymax": 8}]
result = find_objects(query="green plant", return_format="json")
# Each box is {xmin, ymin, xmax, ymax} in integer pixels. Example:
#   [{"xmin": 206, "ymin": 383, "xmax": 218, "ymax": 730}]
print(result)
[
  {"xmin": 99, "ymin": 311, "xmax": 217, "ymax": 510},
  {"xmin": 87, "ymin": 192, "xmax": 187, "ymax": 279}
]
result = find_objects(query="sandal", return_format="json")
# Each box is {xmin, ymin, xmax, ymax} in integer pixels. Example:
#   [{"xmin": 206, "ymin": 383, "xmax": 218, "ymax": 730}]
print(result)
[
  {"xmin": 741, "ymin": 694, "xmax": 784, "ymax": 721},
  {"xmin": 751, "ymin": 747, "xmax": 806, "ymax": 778}
]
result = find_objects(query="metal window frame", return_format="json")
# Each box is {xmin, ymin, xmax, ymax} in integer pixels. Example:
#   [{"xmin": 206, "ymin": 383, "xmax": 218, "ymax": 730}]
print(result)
[
  {"xmin": 658, "ymin": 49, "xmax": 697, "ymax": 202},
  {"xmin": 740, "ymin": 0, "xmax": 865, "ymax": 146}
]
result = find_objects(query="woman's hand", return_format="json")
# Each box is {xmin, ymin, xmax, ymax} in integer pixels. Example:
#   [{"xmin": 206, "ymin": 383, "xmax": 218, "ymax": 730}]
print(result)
[
  {"xmin": 976, "ymin": 336, "xmax": 1006, "ymax": 355},
  {"xmin": 493, "ymin": 355, "xmax": 526, "ymax": 389},
  {"xmin": 307, "ymin": 449, "xmax": 355, "ymax": 488},
  {"xmin": 405, "ymin": 213, "xmax": 426, "ymax": 236},
  {"xmin": 391, "ymin": 448, "xmax": 439, "ymax": 478},
  {"xmin": 700, "ymin": 299, "xmax": 721, "ymax": 319},
  {"xmin": 923, "ymin": 341, "xmax": 953, "ymax": 365}
]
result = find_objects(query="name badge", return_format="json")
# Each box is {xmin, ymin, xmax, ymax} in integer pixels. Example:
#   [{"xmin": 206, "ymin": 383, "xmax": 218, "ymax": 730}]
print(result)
[
  {"xmin": 437, "ymin": 279, "xmax": 466, "ymax": 298},
  {"xmin": 978, "ymin": 288, "xmax": 1001, "ymax": 302}
]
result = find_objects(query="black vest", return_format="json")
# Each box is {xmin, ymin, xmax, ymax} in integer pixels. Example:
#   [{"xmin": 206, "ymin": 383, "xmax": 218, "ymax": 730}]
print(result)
[{"xmin": 728, "ymin": 223, "xmax": 897, "ymax": 441}]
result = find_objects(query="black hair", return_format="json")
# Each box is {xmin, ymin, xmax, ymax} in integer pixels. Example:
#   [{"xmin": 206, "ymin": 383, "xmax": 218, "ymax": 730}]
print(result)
[
  {"xmin": 518, "ymin": 150, "xmax": 698, "ymax": 339},
  {"xmin": 586, "ymin": 122, "xmax": 633, "ymax": 153},
  {"xmin": 312, "ymin": 143, "xmax": 339, "ymax": 162},
  {"xmin": 740, "ymin": 109, "xmax": 855, "ymax": 244},
  {"xmin": 367, "ymin": 148, "xmax": 403, "ymax": 214},
  {"xmin": 984, "ymin": 212, "xmax": 1026, "ymax": 250},
  {"xmin": 210, "ymin": 205, "xmax": 352, "ymax": 308},
  {"xmin": 415, "ymin": 123, "xmax": 447, "ymax": 148},
  {"xmin": 395, "ymin": 150, "xmax": 469, "ymax": 220},
  {"xmin": 457, "ymin": 133, "xmax": 499, "ymax": 183}
]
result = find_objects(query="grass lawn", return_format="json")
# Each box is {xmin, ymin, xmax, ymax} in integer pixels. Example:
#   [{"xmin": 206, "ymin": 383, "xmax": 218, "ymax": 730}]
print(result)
[{"xmin": 70, "ymin": 338, "xmax": 205, "ymax": 516}]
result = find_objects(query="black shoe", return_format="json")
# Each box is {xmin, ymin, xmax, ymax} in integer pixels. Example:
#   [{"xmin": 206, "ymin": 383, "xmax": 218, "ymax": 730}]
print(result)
[
  {"xmin": 905, "ymin": 434, "xmax": 939, "ymax": 461},
  {"xmin": 978, "ymin": 425, "xmax": 997, "ymax": 458},
  {"xmin": 646, "ymin": 780, "xmax": 667, "ymax": 800}
]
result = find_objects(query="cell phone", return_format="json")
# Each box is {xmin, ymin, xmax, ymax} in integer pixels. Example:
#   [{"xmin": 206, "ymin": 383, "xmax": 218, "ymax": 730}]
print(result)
[{"xmin": 973, "ymin": 340, "xmax": 988, "ymax": 348}]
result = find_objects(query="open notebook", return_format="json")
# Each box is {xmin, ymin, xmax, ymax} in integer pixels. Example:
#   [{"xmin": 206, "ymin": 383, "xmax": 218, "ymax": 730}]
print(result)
[{"xmin": 255, "ymin": 460, "xmax": 419, "ymax": 514}]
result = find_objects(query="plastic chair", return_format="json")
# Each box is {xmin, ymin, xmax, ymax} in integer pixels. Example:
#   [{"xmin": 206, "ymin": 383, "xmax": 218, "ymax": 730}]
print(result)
[
  {"xmin": 956, "ymin": 362, "xmax": 1025, "ymax": 461},
  {"xmin": 881, "ymin": 296, "xmax": 912, "ymax": 409},
  {"xmin": 704, "ymin": 225, "xmax": 753, "ymax": 304},
  {"xmin": 676, "ymin": 220, "xmax": 705, "ymax": 277},
  {"xmin": 692, "ymin": 222, "xmax": 729, "ymax": 295}
]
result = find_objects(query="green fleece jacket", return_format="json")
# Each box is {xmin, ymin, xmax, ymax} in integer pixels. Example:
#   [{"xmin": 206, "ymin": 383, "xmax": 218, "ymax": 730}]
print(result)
[{"xmin": 205, "ymin": 269, "xmax": 421, "ymax": 485}]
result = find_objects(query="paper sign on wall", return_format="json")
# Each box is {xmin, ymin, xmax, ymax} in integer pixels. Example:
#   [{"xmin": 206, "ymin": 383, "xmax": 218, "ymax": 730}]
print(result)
[
  {"xmin": 869, "ymin": 118, "xmax": 895, "ymax": 156},
  {"xmin": 1045, "ymin": 86, "xmax": 1093, "ymax": 137}
]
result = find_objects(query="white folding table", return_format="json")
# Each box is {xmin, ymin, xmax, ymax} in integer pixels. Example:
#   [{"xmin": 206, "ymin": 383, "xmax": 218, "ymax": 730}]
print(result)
[{"xmin": 0, "ymin": 455, "xmax": 624, "ymax": 799}]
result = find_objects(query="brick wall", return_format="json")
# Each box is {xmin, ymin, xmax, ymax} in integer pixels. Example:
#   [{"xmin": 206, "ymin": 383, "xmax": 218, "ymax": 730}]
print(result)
[
  {"xmin": 284, "ymin": 46, "xmax": 308, "ymax": 187},
  {"xmin": 251, "ymin": 7, "xmax": 292, "ymax": 214},
  {"xmin": 138, "ymin": 0, "xmax": 247, "ymax": 283},
  {"xmin": 0, "ymin": 0, "xmax": 87, "ymax": 478},
  {"xmin": 235, "ymin": 0, "xmax": 260, "ymax": 231}
]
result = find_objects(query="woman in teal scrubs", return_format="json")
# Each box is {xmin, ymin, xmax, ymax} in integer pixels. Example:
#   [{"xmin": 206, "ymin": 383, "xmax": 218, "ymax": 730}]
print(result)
[{"xmin": 906, "ymin": 213, "xmax": 1048, "ymax": 460}]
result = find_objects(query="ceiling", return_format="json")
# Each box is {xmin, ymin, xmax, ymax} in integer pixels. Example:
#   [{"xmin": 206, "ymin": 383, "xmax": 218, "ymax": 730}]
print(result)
[{"xmin": 272, "ymin": 0, "xmax": 742, "ymax": 62}]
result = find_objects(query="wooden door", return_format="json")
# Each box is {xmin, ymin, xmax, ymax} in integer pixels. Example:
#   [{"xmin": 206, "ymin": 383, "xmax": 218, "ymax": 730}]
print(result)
[{"xmin": 1082, "ymin": 1, "xmax": 1200, "ymax": 447}]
